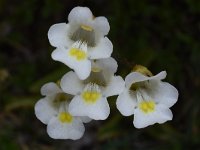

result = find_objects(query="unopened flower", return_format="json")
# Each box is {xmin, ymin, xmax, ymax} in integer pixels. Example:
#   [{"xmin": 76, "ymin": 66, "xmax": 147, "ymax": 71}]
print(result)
[
  {"xmin": 35, "ymin": 82, "xmax": 90, "ymax": 139},
  {"xmin": 60, "ymin": 58, "xmax": 125, "ymax": 120},
  {"xmin": 48, "ymin": 6, "xmax": 113, "ymax": 79},
  {"xmin": 116, "ymin": 70, "xmax": 178, "ymax": 128}
]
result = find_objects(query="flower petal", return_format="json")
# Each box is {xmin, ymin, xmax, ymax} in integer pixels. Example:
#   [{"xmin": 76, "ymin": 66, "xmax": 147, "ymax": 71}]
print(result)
[
  {"xmin": 94, "ymin": 57, "xmax": 118, "ymax": 74},
  {"xmin": 88, "ymin": 37, "xmax": 113, "ymax": 59},
  {"xmin": 41, "ymin": 82, "xmax": 61, "ymax": 96},
  {"xmin": 103, "ymin": 76, "xmax": 125, "ymax": 97},
  {"xmin": 153, "ymin": 82, "xmax": 178, "ymax": 108},
  {"xmin": 80, "ymin": 116, "xmax": 92, "ymax": 123},
  {"xmin": 34, "ymin": 98, "xmax": 58, "ymax": 124},
  {"xmin": 125, "ymin": 71, "xmax": 167, "ymax": 88},
  {"xmin": 51, "ymin": 48, "xmax": 67, "ymax": 64},
  {"xmin": 93, "ymin": 17, "xmax": 110, "ymax": 36},
  {"xmin": 68, "ymin": 6, "xmax": 93, "ymax": 24},
  {"xmin": 69, "ymin": 95, "xmax": 110, "ymax": 120},
  {"xmin": 47, "ymin": 116, "xmax": 85, "ymax": 140},
  {"xmin": 73, "ymin": 60, "xmax": 91, "ymax": 80},
  {"xmin": 116, "ymin": 90, "xmax": 137, "ymax": 116},
  {"xmin": 51, "ymin": 47, "xmax": 91, "ymax": 80},
  {"xmin": 133, "ymin": 104, "xmax": 173, "ymax": 128},
  {"xmin": 156, "ymin": 104, "xmax": 173, "ymax": 122},
  {"xmin": 60, "ymin": 71, "xmax": 84, "ymax": 95},
  {"xmin": 48, "ymin": 23, "xmax": 70, "ymax": 48}
]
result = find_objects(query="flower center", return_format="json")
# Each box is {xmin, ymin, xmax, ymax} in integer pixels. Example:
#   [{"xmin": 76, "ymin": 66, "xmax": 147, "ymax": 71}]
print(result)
[
  {"xmin": 82, "ymin": 83, "xmax": 101, "ymax": 104},
  {"xmin": 81, "ymin": 24, "xmax": 93, "ymax": 31},
  {"xmin": 130, "ymin": 82, "xmax": 147, "ymax": 91},
  {"xmin": 54, "ymin": 93, "xmax": 72, "ymax": 103},
  {"xmin": 70, "ymin": 25, "xmax": 95, "ymax": 47},
  {"xmin": 83, "ymin": 71, "xmax": 107, "ymax": 87},
  {"xmin": 139, "ymin": 101, "xmax": 155, "ymax": 114},
  {"xmin": 82, "ymin": 91, "xmax": 100, "ymax": 103},
  {"xmin": 69, "ymin": 47, "xmax": 87, "ymax": 61},
  {"xmin": 59, "ymin": 112, "xmax": 73, "ymax": 123}
]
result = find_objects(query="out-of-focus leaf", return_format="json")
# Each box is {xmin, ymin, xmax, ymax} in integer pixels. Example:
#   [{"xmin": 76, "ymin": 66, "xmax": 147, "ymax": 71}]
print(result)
[
  {"xmin": 0, "ymin": 69, "xmax": 9, "ymax": 82},
  {"xmin": 4, "ymin": 97, "xmax": 38, "ymax": 112},
  {"xmin": 98, "ymin": 114, "xmax": 122, "ymax": 141},
  {"xmin": 30, "ymin": 67, "xmax": 69, "ymax": 93},
  {"xmin": 0, "ymin": 135, "xmax": 20, "ymax": 150}
]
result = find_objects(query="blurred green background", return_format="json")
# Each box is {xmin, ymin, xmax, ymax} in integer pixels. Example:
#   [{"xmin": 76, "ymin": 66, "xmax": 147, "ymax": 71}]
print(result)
[{"xmin": 0, "ymin": 0, "xmax": 200, "ymax": 149}]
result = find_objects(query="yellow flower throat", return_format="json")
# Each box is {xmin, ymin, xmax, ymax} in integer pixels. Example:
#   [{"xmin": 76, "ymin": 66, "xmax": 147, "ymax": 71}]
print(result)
[
  {"xmin": 82, "ymin": 91, "xmax": 101, "ymax": 104},
  {"xmin": 59, "ymin": 112, "xmax": 73, "ymax": 123},
  {"xmin": 139, "ymin": 101, "xmax": 155, "ymax": 114},
  {"xmin": 69, "ymin": 48, "xmax": 87, "ymax": 61}
]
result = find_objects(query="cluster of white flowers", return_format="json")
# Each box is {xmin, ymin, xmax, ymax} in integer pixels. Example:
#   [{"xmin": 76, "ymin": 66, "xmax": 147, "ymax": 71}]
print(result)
[{"xmin": 35, "ymin": 6, "xmax": 179, "ymax": 140}]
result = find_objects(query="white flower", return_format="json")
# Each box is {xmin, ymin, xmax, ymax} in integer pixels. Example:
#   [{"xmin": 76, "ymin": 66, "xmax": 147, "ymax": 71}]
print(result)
[
  {"xmin": 49, "ymin": 6, "xmax": 113, "ymax": 79},
  {"xmin": 60, "ymin": 57, "xmax": 125, "ymax": 120},
  {"xmin": 116, "ymin": 71, "xmax": 178, "ymax": 128},
  {"xmin": 51, "ymin": 41, "xmax": 91, "ymax": 80},
  {"xmin": 47, "ymin": 103, "xmax": 85, "ymax": 140},
  {"xmin": 34, "ymin": 82, "xmax": 91, "ymax": 140}
]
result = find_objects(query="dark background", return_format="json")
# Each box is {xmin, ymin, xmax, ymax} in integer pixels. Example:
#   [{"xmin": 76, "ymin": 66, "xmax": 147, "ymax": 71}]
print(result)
[{"xmin": 0, "ymin": 0, "xmax": 200, "ymax": 149}]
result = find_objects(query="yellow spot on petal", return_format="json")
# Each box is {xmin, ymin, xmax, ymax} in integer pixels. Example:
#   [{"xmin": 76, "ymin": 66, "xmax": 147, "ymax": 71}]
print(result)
[
  {"xmin": 82, "ymin": 91, "xmax": 101, "ymax": 104},
  {"xmin": 81, "ymin": 24, "xmax": 93, "ymax": 31},
  {"xmin": 59, "ymin": 112, "xmax": 73, "ymax": 123},
  {"xmin": 69, "ymin": 48, "xmax": 87, "ymax": 61},
  {"xmin": 139, "ymin": 101, "xmax": 155, "ymax": 114}
]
